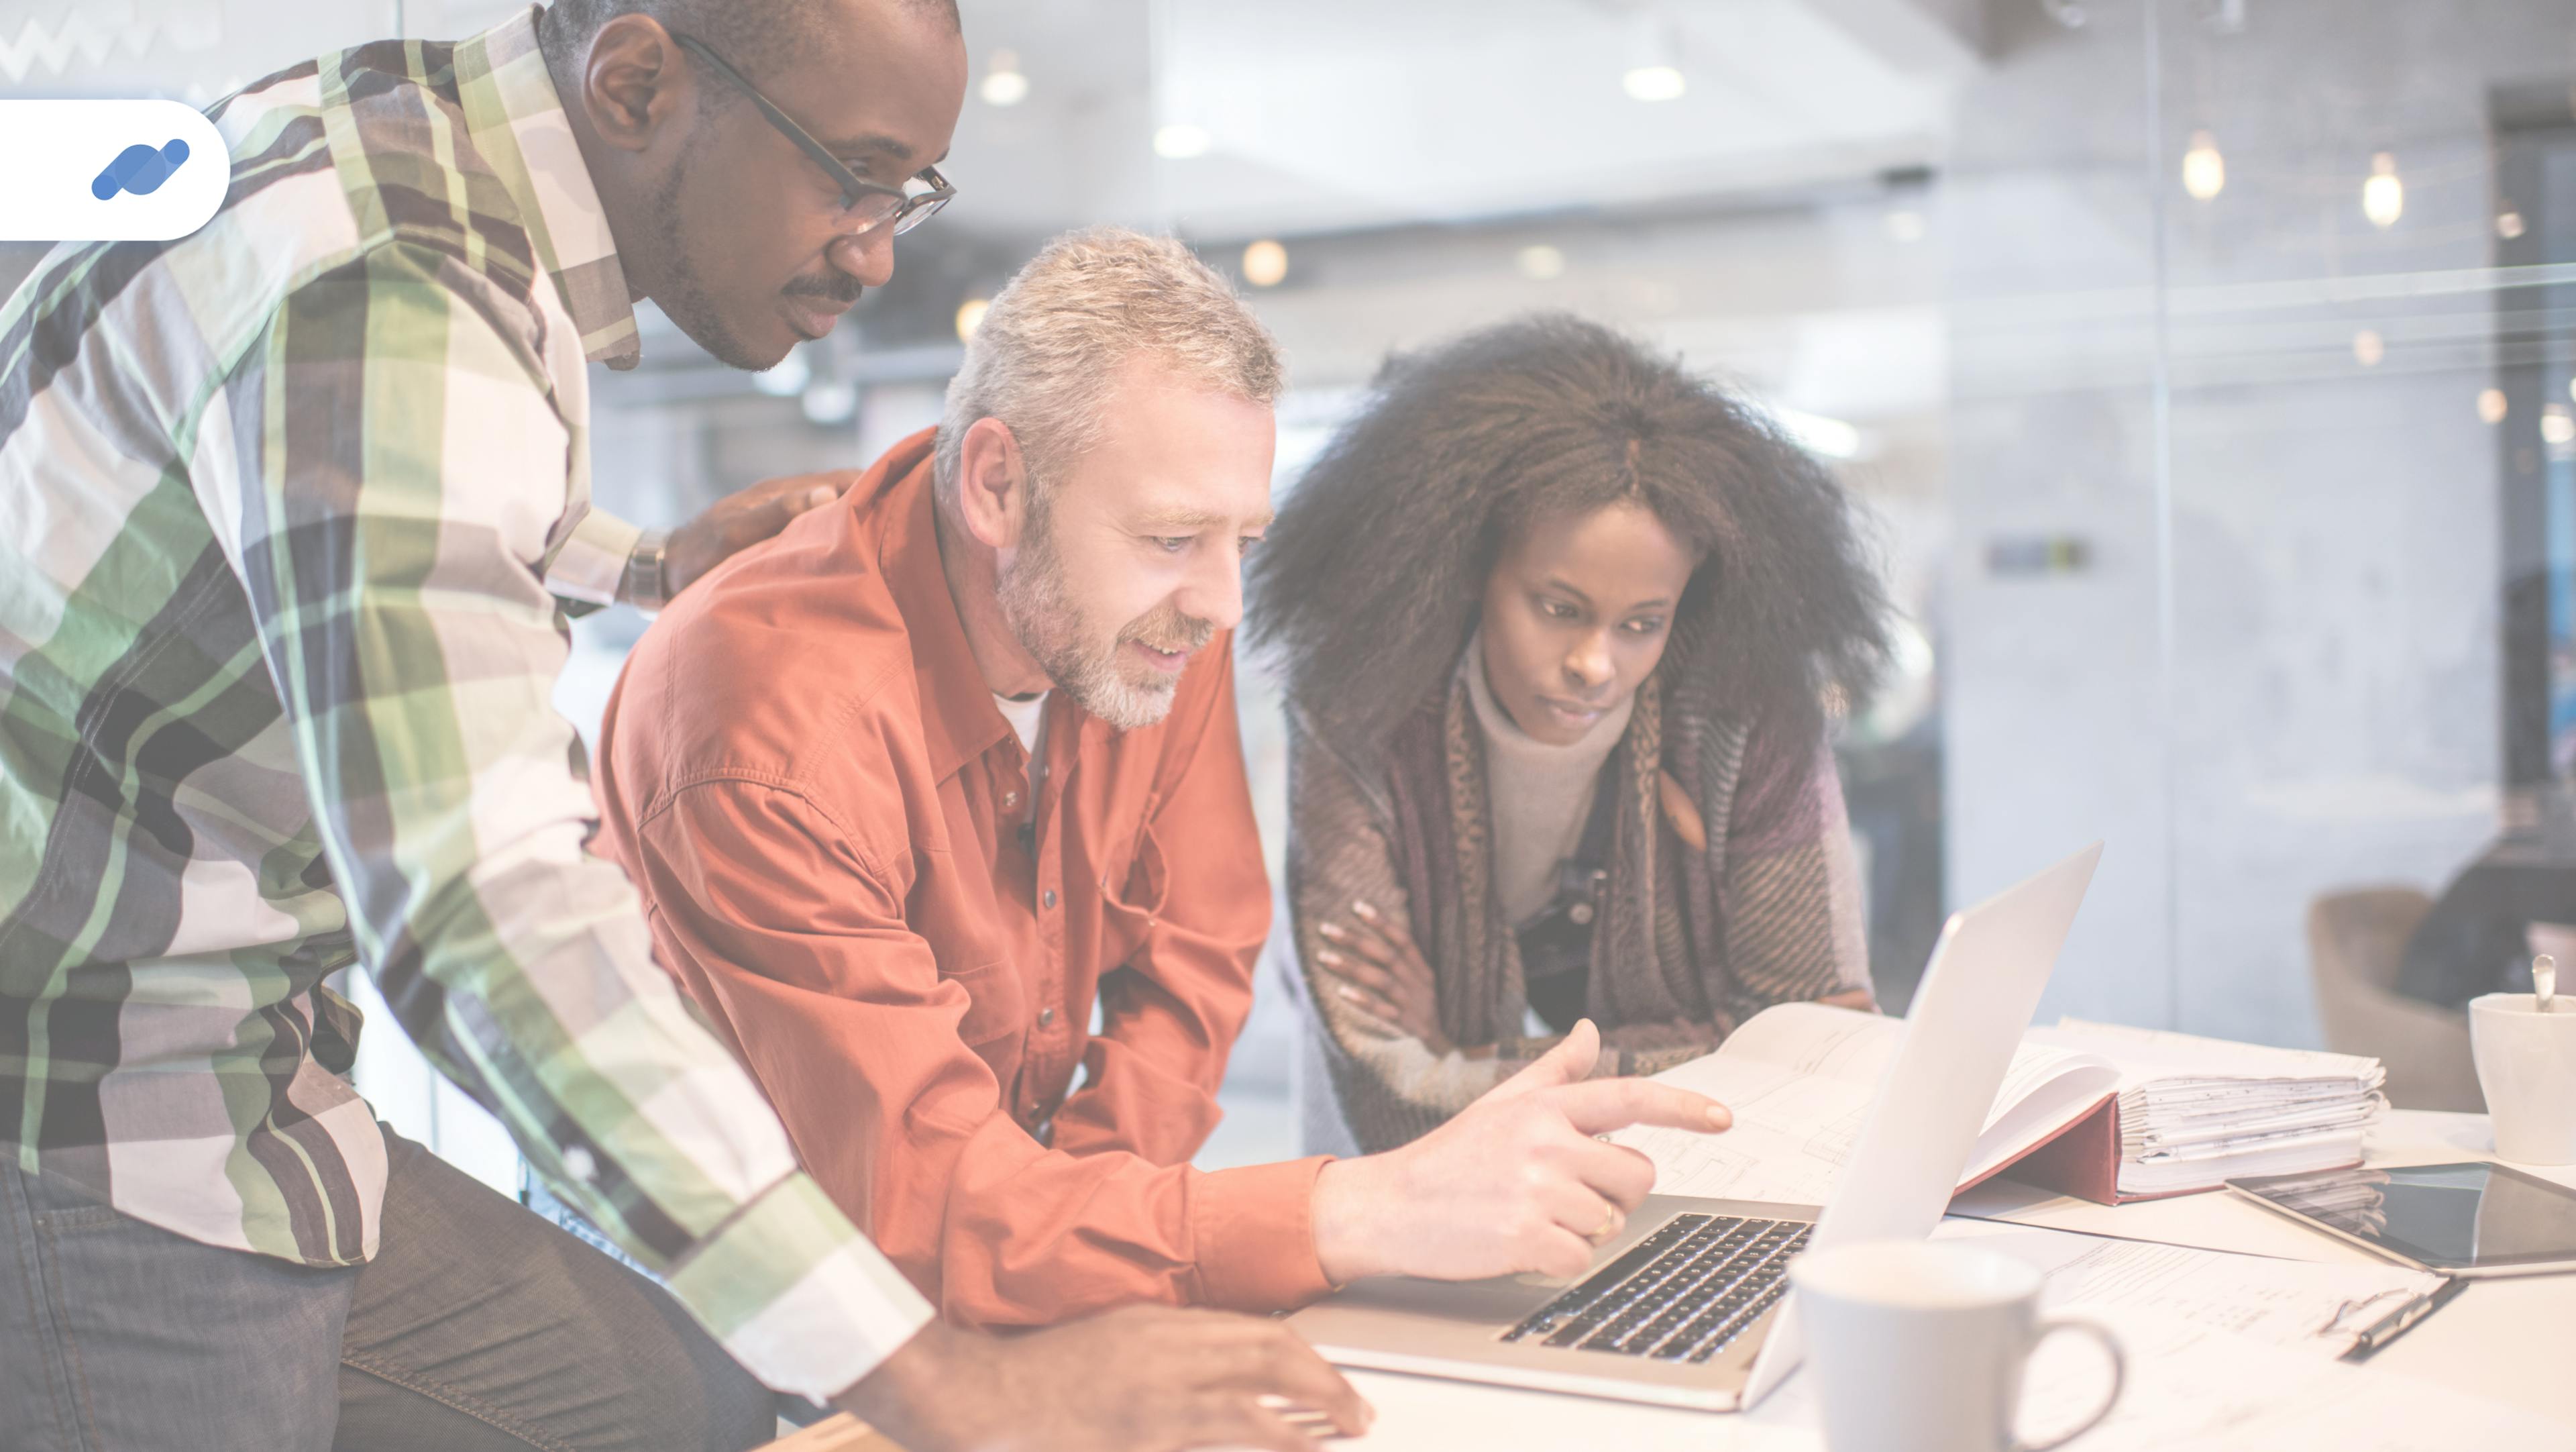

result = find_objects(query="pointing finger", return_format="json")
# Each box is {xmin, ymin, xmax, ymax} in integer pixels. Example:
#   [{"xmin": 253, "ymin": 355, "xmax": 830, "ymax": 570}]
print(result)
[{"xmin": 1550, "ymin": 1077, "xmax": 1732, "ymax": 1137}]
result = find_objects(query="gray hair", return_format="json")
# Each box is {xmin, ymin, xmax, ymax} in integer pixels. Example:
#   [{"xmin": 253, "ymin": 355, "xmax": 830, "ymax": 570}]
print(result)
[{"xmin": 935, "ymin": 227, "xmax": 1283, "ymax": 497}]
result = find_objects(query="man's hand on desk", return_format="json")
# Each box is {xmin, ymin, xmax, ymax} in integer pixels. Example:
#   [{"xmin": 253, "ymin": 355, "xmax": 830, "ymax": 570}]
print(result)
[
  {"xmin": 1309, "ymin": 1019, "xmax": 1732, "ymax": 1284},
  {"xmin": 834, "ymin": 1309, "xmax": 1371, "ymax": 1452},
  {"xmin": 665, "ymin": 470, "xmax": 865, "ymax": 598},
  {"xmin": 839, "ymin": 1308, "xmax": 1370, "ymax": 1441}
]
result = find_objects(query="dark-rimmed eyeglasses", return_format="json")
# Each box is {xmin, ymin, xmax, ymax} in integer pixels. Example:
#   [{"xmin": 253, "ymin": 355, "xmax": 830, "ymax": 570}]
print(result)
[{"xmin": 670, "ymin": 32, "xmax": 954, "ymax": 238}]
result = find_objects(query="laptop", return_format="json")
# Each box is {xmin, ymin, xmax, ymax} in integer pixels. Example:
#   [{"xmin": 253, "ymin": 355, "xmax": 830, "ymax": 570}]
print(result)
[{"xmin": 1286, "ymin": 841, "xmax": 2103, "ymax": 1412}]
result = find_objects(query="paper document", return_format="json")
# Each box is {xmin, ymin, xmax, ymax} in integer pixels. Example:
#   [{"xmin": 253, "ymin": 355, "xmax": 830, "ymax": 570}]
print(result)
[
  {"xmin": 1933, "ymin": 1221, "xmax": 2447, "ymax": 1356},
  {"xmin": 2005, "ymin": 1306, "xmax": 2555, "ymax": 1452},
  {"xmin": 1609, "ymin": 1003, "xmax": 2115, "ymax": 1206},
  {"xmin": 2032, "ymin": 1018, "xmax": 2386, "ymax": 1195},
  {"xmin": 2037, "ymin": 1018, "xmax": 2386, "ymax": 1091},
  {"xmin": 1613, "ymin": 1004, "xmax": 2392, "ymax": 1207},
  {"xmin": 1741, "ymin": 1300, "xmax": 2554, "ymax": 1452}
]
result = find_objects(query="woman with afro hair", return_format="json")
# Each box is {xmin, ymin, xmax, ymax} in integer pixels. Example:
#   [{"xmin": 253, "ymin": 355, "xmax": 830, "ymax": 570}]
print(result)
[{"xmin": 1246, "ymin": 313, "xmax": 1892, "ymax": 1155}]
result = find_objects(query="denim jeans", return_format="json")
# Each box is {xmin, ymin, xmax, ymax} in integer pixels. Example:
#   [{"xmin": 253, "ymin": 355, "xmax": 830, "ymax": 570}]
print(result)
[{"xmin": 0, "ymin": 1125, "xmax": 776, "ymax": 1452}]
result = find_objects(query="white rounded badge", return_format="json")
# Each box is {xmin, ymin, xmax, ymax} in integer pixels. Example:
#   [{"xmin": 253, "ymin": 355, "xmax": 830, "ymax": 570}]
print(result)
[{"xmin": 0, "ymin": 99, "xmax": 227, "ymax": 242}]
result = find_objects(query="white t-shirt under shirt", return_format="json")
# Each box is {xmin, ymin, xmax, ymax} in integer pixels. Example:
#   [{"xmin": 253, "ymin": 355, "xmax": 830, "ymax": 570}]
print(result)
[
  {"xmin": 994, "ymin": 690, "xmax": 1047, "ymax": 756},
  {"xmin": 1462, "ymin": 634, "xmax": 1635, "ymax": 928},
  {"xmin": 996, "ymin": 691, "xmax": 1051, "ymax": 823}
]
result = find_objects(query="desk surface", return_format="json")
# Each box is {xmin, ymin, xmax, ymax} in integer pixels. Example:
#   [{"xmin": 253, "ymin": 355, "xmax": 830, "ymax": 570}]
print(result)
[
  {"xmin": 770, "ymin": 1112, "xmax": 2573, "ymax": 1451},
  {"xmin": 1335, "ymin": 1110, "xmax": 2576, "ymax": 1449}
]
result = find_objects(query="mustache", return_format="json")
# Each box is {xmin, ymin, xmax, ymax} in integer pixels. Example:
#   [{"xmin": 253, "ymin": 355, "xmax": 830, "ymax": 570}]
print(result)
[
  {"xmin": 783, "ymin": 271, "xmax": 865, "ymax": 305},
  {"xmin": 1121, "ymin": 607, "xmax": 1216, "ymax": 656}
]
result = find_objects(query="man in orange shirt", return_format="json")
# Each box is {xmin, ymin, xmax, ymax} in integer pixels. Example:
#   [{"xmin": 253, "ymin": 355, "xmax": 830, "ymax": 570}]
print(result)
[{"xmin": 596, "ymin": 227, "xmax": 1731, "ymax": 1327}]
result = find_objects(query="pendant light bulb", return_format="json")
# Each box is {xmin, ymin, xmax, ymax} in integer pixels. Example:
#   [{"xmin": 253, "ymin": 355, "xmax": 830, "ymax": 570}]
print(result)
[
  {"xmin": 2362, "ymin": 152, "xmax": 2404, "ymax": 229},
  {"xmin": 2182, "ymin": 130, "xmax": 2225, "ymax": 202}
]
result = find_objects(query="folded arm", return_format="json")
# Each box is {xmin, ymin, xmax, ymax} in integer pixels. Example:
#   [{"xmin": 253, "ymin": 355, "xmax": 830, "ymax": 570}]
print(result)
[{"xmin": 1283, "ymin": 715, "xmax": 1528, "ymax": 1151}]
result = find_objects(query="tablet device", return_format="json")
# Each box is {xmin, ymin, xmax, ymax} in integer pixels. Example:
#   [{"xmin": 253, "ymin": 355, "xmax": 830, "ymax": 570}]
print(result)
[{"xmin": 2226, "ymin": 1161, "xmax": 2576, "ymax": 1278}]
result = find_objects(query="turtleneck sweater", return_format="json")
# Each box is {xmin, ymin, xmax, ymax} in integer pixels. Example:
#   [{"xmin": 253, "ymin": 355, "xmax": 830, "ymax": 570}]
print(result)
[{"xmin": 1463, "ymin": 634, "xmax": 1635, "ymax": 927}]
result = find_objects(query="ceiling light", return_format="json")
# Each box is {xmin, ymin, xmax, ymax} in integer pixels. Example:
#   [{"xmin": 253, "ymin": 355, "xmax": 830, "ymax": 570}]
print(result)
[
  {"xmin": 955, "ymin": 297, "xmax": 990, "ymax": 342},
  {"xmin": 2498, "ymin": 209, "xmax": 2526, "ymax": 240},
  {"xmin": 1885, "ymin": 209, "xmax": 1927, "ymax": 243},
  {"xmin": 2182, "ymin": 129, "xmax": 2225, "ymax": 201},
  {"xmin": 1623, "ymin": 64, "xmax": 1686, "ymax": 102},
  {"xmin": 2479, "ymin": 388, "xmax": 2508, "ymax": 425},
  {"xmin": 1153, "ymin": 123, "xmax": 1211, "ymax": 159},
  {"xmin": 2351, "ymin": 329, "xmax": 2384, "ymax": 367},
  {"xmin": 2362, "ymin": 153, "xmax": 2404, "ymax": 229},
  {"xmin": 980, "ymin": 50, "xmax": 1028, "ymax": 107},
  {"xmin": 1242, "ymin": 239, "xmax": 1287, "ymax": 288},
  {"xmin": 2544, "ymin": 407, "xmax": 2576, "ymax": 447},
  {"xmin": 1516, "ymin": 244, "xmax": 1565, "ymax": 281}
]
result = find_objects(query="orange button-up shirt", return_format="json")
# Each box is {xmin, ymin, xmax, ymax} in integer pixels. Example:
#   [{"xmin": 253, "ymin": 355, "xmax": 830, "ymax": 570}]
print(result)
[{"xmin": 594, "ymin": 430, "xmax": 1332, "ymax": 1327}]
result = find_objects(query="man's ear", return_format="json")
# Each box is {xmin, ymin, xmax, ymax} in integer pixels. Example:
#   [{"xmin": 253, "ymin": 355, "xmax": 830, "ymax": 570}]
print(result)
[
  {"xmin": 580, "ymin": 14, "xmax": 693, "ymax": 154},
  {"xmin": 954, "ymin": 417, "xmax": 1034, "ymax": 552}
]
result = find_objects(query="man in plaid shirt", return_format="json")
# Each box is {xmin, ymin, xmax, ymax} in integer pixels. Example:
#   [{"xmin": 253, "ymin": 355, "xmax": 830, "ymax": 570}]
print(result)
[{"xmin": 0, "ymin": 3, "xmax": 1365, "ymax": 1450}]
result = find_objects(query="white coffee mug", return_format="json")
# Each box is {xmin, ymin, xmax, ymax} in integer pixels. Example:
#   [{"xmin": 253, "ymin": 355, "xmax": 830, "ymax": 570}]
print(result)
[
  {"xmin": 2471, "ymin": 992, "xmax": 2576, "ymax": 1165},
  {"xmin": 1790, "ymin": 1240, "xmax": 2123, "ymax": 1452}
]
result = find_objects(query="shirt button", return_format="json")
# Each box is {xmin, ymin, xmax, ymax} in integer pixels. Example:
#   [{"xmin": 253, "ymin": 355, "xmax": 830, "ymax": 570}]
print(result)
[
  {"xmin": 1042, "ymin": 889, "xmax": 1057, "ymax": 909},
  {"xmin": 1002, "ymin": 790, "xmax": 1020, "ymax": 809},
  {"xmin": 1038, "ymin": 1006, "xmax": 1057, "ymax": 1027}
]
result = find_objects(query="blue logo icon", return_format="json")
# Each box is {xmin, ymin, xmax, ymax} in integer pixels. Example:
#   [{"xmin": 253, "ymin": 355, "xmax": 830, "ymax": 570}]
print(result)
[{"xmin": 92, "ymin": 139, "xmax": 190, "ymax": 201}]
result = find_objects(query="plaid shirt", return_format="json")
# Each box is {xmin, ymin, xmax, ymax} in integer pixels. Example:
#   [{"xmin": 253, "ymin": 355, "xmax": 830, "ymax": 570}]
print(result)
[{"xmin": 0, "ymin": 7, "xmax": 928, "ymax": 1399}]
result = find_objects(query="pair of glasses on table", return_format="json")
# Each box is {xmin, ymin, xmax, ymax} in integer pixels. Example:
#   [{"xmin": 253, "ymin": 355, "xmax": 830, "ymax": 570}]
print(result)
[{"xmin": 672, "ymin": 32, "xmax": 954, "ymax": 238}]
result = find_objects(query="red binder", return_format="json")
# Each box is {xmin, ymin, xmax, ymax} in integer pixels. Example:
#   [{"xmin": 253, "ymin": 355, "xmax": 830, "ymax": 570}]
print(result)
[{"xmin": 1951, "ymin": 1092, "xmax": 2194, "ymax": 1206}]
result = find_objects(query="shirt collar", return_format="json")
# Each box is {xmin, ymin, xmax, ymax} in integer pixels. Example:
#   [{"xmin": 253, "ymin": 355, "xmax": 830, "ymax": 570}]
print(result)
[
  {"xmin": 872, "ymin": 433, "xmax": 1020, "ymax": 783},
  {"xmin": 453, "ymin": 7, "xmax": 642, "ymax": 370}
]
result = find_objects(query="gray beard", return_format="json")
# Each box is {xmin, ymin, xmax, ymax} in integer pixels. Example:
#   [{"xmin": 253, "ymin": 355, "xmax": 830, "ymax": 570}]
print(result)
[{"xmin": 996, "ymin": 502, "xmax": 1188, "ymax": 731}]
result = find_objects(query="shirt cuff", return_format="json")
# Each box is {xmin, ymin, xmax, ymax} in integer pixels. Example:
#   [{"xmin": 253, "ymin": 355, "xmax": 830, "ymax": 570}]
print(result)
[
  {"xmin": 547, "ymin": 505, "xmax": 645, "ymax": 607},
  {"xmin": 663, "ymin": 1171, "xmax": 934, "ymax": 1402},
  {"xmin": 1191, "ymin": 1155, "xmax": 1337, "ymax": 1312}
]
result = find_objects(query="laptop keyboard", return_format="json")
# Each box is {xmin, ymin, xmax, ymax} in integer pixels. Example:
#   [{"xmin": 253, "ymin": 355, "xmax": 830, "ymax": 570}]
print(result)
[{"xmin": 1497, "ymin": 1213, "xmax": 1809, "ymax": 1363}]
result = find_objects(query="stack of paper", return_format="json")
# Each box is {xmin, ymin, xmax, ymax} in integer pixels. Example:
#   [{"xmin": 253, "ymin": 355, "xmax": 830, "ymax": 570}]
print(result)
[{"xmin": 2030, "ymin": 1019, "xmax": 2387, "ymax": 1197}]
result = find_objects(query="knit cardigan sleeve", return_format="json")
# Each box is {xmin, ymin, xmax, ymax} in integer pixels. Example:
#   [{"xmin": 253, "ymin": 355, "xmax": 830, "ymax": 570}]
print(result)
[
  {"xmin": 1715, "ymin": 715, "xmax": 1874, "ymax": 1021},
  {"xmin": 1283, "ymin": 712, "xmax": 1519, "ymax": 1153}
]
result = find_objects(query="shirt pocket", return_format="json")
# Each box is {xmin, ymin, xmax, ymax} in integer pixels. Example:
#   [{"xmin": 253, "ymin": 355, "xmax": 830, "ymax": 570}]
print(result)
[{"xmin": 1097, "ymin": 817, "xmax": 1171, "ymax": 968}]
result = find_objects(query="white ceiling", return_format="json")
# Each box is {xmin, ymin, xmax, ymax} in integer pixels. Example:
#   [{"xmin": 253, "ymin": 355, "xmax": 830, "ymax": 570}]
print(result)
[
  {"xmin": 1, "ymin": 0, "xmax": 1977, "ymax": 238},
  {"xmin": 935, "ymin": 0, "xmax": 1977, "ymax": 241}
]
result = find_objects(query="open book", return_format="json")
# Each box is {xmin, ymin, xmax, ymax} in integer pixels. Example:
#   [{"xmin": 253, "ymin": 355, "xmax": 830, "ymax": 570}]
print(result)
[{"xmin": 1610, "ymin": 1004, "xmax": 2381, "ymax": 1206}]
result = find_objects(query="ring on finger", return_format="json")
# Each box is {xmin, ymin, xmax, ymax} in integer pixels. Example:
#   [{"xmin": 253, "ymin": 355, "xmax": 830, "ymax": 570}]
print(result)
[{"xmin": 1588, "ymin": 1204, "xmax": 1621, "ymax": 1244}]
